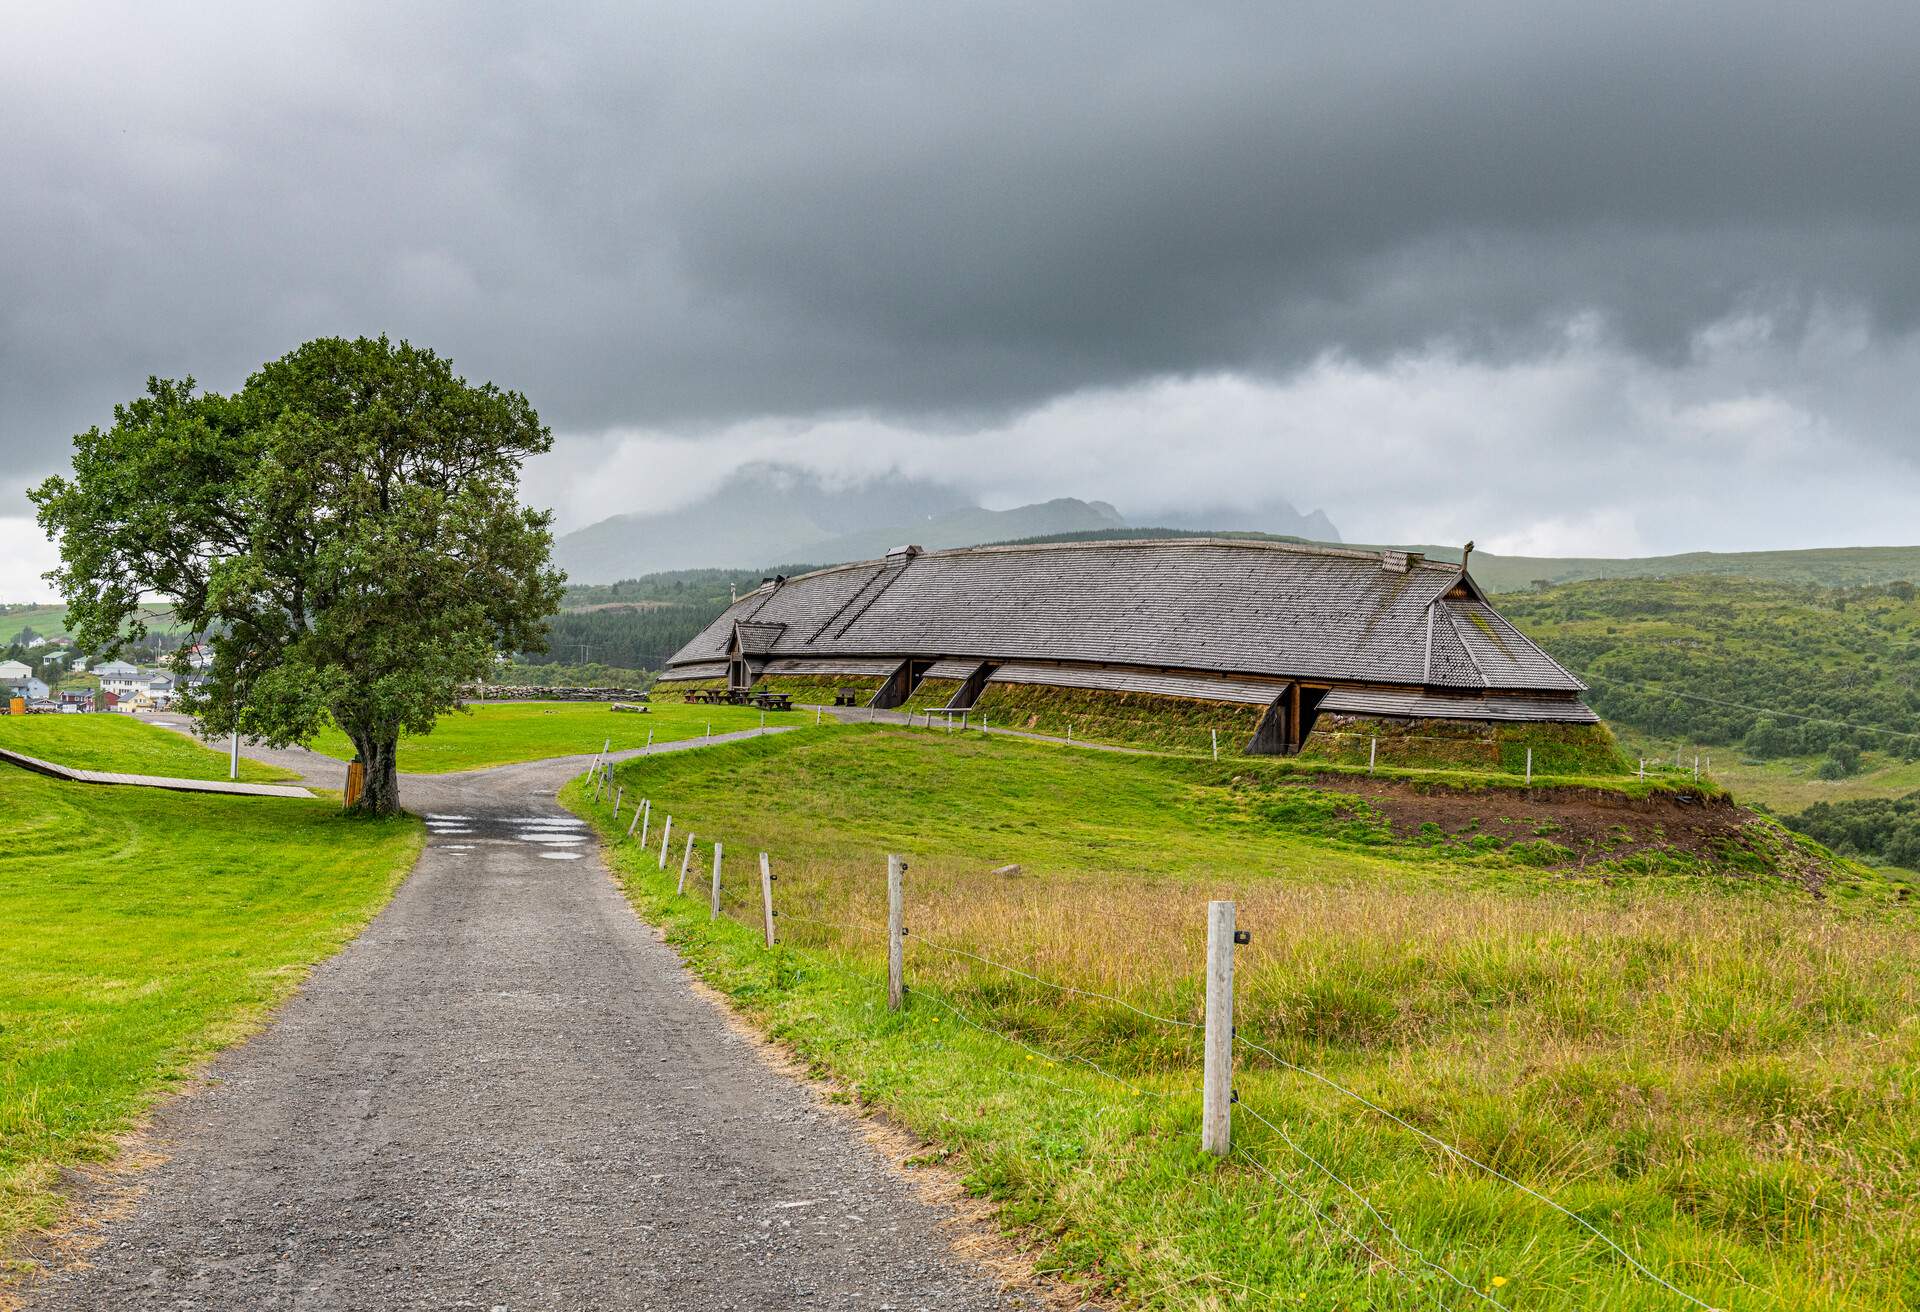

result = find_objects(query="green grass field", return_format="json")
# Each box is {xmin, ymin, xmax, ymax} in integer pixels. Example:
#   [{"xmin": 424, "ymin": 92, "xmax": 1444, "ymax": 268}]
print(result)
[
  {"xmin": 0, "ymin": 714, "xmax": 297, "ymax": 783},
  {"xmin": 574, "ymin": 726, "xmax": 1918, "ymax": 1311},
  {"xmin": 304, "ymin": 700, "xmax": 787, "ymax": 773},
  {"xmin": 0, "ymin": 767, "xmax": 421, "ymax": 1258}
]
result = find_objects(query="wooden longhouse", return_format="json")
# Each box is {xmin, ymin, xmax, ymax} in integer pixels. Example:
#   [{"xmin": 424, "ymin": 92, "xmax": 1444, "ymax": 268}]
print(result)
[{"xmin": 657, "ymin": 538, "xmax": 1594, "ymax": 754}]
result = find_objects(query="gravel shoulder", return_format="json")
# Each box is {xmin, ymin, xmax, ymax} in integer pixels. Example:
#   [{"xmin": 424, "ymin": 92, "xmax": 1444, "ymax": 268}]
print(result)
[{"xmin": 19, "ymin": 737, "xmax": 1023, "ymax": 1311}]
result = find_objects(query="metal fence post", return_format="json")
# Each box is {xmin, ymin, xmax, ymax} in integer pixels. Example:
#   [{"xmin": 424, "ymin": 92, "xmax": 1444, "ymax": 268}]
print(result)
[
  {"xmin": 646, "ymin": 728, "xmax": 653, "ymax": 755},
  {"xmin": 760, "ymin": 853, "xmax": 776, "ymax": 947},
  {"xmin": 710, "ymin": 843, "xmax": 723, "ymax": 921},
  {"xmin": 1212, "ymin": 728, "xmax": 1218, "ymax": 761},
  {"xmin": 887, "ymin": 854, "xmax": 907, "ymax": 1011},
  {"xmin": 1202, "ymin": 899, "xmax": 1238, "ymax": 1157}
]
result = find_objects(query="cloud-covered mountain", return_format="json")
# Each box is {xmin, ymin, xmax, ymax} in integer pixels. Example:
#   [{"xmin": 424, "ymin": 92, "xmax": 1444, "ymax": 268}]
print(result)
[{"xmin": 550, "ymin": 465, "xmax": 1337, "ymax": 581}]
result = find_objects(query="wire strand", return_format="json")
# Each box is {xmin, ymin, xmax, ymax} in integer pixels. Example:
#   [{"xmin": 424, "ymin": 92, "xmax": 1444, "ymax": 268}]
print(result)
[
  {"xmin": 1234, "ymin": 1032, "xmax": 1717, "ymax": 1311},
  {"xmin": 1236, "ymin": 1101, "xmax": 1513, "ymax": 1310},
  {"xmin": 910, "ymin": 935, "xmax": 1203, "ymax": 1032},
  {"xmin": 1226, "ymin": 1148, "xmax": 1455, "ymax": 1311},
  {"xmin": 909, "ymin": 983, "xmax": 1179, "ymax": 1100}
]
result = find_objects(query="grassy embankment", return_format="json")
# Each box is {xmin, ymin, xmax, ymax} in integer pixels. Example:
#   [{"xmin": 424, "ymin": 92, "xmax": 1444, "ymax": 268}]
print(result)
[
  {"xmin": 305, "ymin": 700, "xmax": 780, "ymax": 773},
  {"xmin": 572, "ymin": 725, "xmax": 1916, "ymax": 1311},
  {"xmin": 1501, "ymin": 577, "xmax": 1920, "ymax": 805},
  {"xmin": 0, "ymin": 762, "xmax": 421, "ymax": 1267},
  {"xmin": 968, "ymin": 683, "xmax": 1268, "ymax": 754},
  {"xmin": 0, "ymin": 714, "xmax": 297, "ymax": 783},
  {"xmin": 1299, "ymin": 715, "xmax": 1632, "ymax": 777}
]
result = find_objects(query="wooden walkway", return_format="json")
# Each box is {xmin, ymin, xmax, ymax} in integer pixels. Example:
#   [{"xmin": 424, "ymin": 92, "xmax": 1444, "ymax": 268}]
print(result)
[{"xmin": 0, "ymin": 746, "xmax": 316, "ymax": 799}]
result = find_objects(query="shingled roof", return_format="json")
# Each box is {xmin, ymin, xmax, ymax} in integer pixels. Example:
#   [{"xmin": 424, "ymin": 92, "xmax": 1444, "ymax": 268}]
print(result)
[{"xmin": 665, "ymin": 538, "xmax": 1585, "ymax": 696}]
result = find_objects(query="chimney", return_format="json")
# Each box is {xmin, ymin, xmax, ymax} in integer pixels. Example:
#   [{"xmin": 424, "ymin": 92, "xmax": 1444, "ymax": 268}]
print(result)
[{"xmin": 1461, "ymin": 540, "xmax": 1475, "ymax": 575}]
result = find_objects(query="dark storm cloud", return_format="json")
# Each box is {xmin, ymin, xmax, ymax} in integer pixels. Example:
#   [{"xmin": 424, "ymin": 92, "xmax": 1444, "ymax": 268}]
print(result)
[{"xmin": 5, "ymin": 1, "xmax": 1920, "ymax": 488}]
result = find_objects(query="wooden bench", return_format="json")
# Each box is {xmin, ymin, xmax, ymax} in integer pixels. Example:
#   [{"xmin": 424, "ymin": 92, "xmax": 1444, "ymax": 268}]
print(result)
[{"xmin": 833, "ymin": 687, "xmax": 861, "ymax": 707}]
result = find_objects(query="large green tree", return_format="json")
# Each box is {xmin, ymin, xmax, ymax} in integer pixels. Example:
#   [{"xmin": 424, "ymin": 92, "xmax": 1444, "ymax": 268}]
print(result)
[{"xmin": 32, "ymin": 336, "xmax": 565, "ymax": 814}]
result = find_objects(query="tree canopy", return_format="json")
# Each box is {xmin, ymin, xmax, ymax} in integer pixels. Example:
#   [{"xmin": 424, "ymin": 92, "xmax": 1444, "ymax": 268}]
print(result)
[{"xmin": 31, "ymin": 336, "xmax": 565, "ymax": 813}]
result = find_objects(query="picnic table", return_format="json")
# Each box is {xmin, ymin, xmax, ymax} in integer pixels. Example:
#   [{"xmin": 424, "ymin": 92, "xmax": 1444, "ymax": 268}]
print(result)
[
  {"xmin": 749, "ymin": 691, "xmax": 793, "ymax": 711},
  {"xmin": 832, "ymin": 687, "xmax": 862, "ymax": 707}
]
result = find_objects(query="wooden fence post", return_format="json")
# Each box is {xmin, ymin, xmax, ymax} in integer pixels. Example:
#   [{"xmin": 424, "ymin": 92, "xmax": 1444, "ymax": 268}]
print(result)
[
  {"xmin": 1369, "ymin": 737, "xmax": 1377, "ymax": 774},
  {"xmin": 1212, "ymin": 728, "xmax": 1218, "ymax": 761},
  {"xmin": 646, "ymin": 728, "xmax": 653, "ymax": 755},
  {"xmin": 612, "ymin": 785, "xmax": 623, "ymax": 819},
  {"xmin": 658, "ymin": 816, "xmax": 672, "ymax": 867},
  {"xmin": 887, "ymin": 854, "xmax": 906, "ymax": 1012},
  {"xmin": 1202, "ymin": 899, "xmax": 1238, "ymax": 1157},
  {"xmin": 640, "ymin": 799, "xmax": 651, "ymax": 847},
  {"xmin": 627, "ymin": 800, "xmax": 643, "ymax": 838},
  {"xmin": 710, "ymin": 843, "xmax": 724, "ymax": 921},
  {"xmin": 760, "ymin": 853, "xmax": 776, "ymax": 947},
  {"xmin": 1638, "ymin": 758, "xmax": 1645, "ymax": 781},
  {"xmin": 678, "ymin": 833, "xmax": 694, "ymax": 892},
  {"xmin": 1525, "ymin": 747, "xmax": 1532, "ymax": 786}
]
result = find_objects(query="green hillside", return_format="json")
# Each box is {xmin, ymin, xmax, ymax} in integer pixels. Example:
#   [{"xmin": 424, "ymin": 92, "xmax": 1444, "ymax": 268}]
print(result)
[
  {"xmin": 1426, "ymin": 543, "xmax": 1920, "ymax": 593},
  {"xmin": 1500, "ymin": 577, "xmax": 1920, "ymax": 834},
  {"xmin": 0, "ymin": 603, "xmax": 189, "ymax": 644},
  {"xmin": 574, "ymin": 724, "xmax": 1914, "ymax": 1311}
]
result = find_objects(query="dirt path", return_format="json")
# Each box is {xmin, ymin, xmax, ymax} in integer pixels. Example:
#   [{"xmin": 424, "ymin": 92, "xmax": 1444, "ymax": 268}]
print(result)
[{"xmin": 22, "ymin": 740, "xmax": 1022, "ymax": 1311}]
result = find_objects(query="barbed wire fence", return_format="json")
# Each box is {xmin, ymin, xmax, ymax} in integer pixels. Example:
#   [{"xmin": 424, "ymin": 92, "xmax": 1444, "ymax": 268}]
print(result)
[{"xmin": 575, "ymin": 756, "xmax": 1730, "ymax": 1311}]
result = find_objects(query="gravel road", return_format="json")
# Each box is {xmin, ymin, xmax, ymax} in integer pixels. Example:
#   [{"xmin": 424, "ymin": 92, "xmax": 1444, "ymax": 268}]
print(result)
[{"xmin": 23, "ymin": 737, "xmax": 1025, "ymax": 1311}]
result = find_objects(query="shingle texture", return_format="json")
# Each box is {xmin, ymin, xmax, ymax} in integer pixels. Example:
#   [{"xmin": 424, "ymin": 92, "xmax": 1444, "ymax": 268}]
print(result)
[{"xmin": 666, "ymin": 539, "xmax": 1587, "ymax": 706}]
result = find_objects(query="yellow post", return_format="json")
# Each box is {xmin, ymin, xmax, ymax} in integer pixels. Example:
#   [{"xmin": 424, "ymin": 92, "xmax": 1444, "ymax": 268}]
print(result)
[{"xmin": 344, "ymin": 761, "xmax": 366, "ymax": 808}]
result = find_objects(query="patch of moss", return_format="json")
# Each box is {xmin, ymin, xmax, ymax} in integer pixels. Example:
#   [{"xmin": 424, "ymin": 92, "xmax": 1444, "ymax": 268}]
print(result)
[
  {"xmin": 1300, "ymin": 713, "xmax": 1632, "ymax": 776},
  {"xmin": 967, "ymin": 682, "xmax": 1268, "ymax": 754}
]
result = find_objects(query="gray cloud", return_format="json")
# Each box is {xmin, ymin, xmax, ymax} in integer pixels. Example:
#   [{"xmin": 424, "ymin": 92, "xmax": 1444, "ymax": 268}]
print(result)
[{"xmin": 4, "ymin": 1, "xmax": 1920, "ymax": 576}]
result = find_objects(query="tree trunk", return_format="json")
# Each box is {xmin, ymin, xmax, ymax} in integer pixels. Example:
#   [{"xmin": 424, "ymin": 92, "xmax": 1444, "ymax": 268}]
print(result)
[{"xmin": 348, "ymin": 733, "xmax": 403, "ymax": 816}]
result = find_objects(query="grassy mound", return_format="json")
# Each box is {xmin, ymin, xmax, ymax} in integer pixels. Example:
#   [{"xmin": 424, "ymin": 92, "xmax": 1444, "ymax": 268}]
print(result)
[
  {"xmin": 967, "ymin": 682, "xmax": 1267, "ymax": 753},
  {"xmin": 651, "ymin": 676, "xmax": 728, "ymax": 701},
  {"xmin": 750, "ymin": 673, "xmax": 888, "ymax": 707},
  {"xmin": 1299, "ymin": 712, "xmax": 1633, "ymax": 776},
  {"xmin": 0, "ymin": 768, "xmax": 421, "ymax": 1258},
  {"xmin": 576, "ymin": 726, "xmax": 1913, "ymax": 1311},
  {"xmin": 0, "ymin": 714, "xmax": 296, "ymax": 782},
  {"xmin": 898, "ymin": 677, "xmax": 967, "ymax": 714}
]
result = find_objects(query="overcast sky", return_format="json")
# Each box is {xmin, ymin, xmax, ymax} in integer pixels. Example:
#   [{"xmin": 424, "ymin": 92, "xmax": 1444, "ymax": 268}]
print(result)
[{"xmin": 6, "ymin": 3, "xmax": 1920, "ymax": 599}]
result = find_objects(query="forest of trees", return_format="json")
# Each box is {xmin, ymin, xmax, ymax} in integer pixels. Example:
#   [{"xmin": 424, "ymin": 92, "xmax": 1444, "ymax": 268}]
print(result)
[
  {"xmin": 1786, "ymin": 794, "xmax": 1920, "ymax": 871},
  {"xmin": 1499, "ymin": 577, "xmax": 1920, "ymax": 775}
]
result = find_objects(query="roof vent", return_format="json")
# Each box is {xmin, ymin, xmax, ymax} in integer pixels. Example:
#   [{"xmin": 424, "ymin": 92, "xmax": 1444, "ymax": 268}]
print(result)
[
  {"xmin": 885, "ymin": 543, "xmax": 923, "ymax": 558},
  {"xmin": 1380, "ymin": 549, "xmax": 1410, "ymax": 573}
]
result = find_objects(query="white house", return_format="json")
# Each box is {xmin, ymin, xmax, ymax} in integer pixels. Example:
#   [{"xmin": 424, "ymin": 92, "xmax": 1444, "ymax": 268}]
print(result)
[
  {"xmin": 94, "ymin": 660, "xmax": 145, "ymax": 696},
  {"xmin": 1, "ymin": 659, "xmax": 35, "ymax": 699}
]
